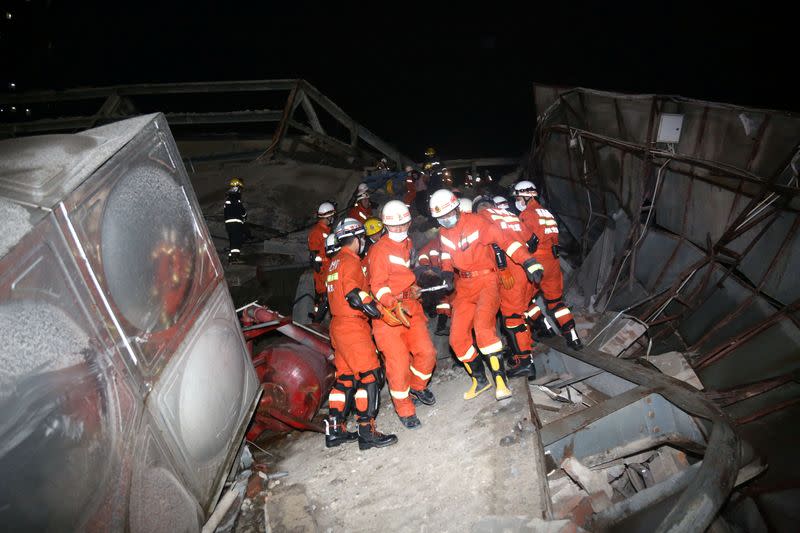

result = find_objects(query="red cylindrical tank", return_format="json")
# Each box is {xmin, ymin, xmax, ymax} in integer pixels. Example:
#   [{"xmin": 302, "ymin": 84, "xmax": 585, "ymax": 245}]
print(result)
[
  {"xmin": 246, "ymin": 341, "xmax": 335, "ymax": 440},
  {"xmin": 240, "ymin": 304, "xmax": 335, "ymax": 441}
]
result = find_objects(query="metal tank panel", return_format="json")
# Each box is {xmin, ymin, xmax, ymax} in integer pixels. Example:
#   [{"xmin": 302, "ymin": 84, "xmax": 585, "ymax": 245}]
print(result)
[{"xmin": 0, "ymin": 113, "xmax": 258, "ymax": 530}]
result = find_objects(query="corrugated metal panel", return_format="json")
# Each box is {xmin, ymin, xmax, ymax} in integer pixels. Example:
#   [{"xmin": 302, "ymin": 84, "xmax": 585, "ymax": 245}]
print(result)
[
  {"xmin": 729, "ymin": 211, "xmax": 800, "ymax": 305},
  {"xmin": 697, "ymin": 318, "xmax": 800, "ymax": 389}
]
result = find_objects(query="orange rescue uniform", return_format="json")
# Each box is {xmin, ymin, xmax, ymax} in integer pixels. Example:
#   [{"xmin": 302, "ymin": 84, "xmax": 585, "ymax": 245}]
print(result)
[
  {"xmin": 439, "ymin": 212, "xmax": 535, "ymax": 363},
  {"xmin": 367, "ymin": 235, "xmax": 437, "ymax": 417},
  {"xmin": 325, "ymin": 246, "xmax": 381, "ymax": 416},
  {"xmin": 308, "ymin": 220, "xmax": 331, "ymax": 296},
  {"xmin": 518, "ymin": 198, "xmax": 575, "ymax": 331},
  {"xmin": 348, "ymin": 202, "xmax": 373, "ymax": 224},
  {"xmin": 478, "ymin": 207, "xmax": 536, "ymax": 356}
]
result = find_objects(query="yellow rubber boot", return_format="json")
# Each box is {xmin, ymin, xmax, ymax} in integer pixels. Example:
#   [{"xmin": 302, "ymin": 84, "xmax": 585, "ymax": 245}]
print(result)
[
  {"xmin": 487, "ymin": 353, "xmax": 512, "ymax": 401},
  {"xmin": 463, "ymin": 358, "xmax": 492, "ymax": 400}
]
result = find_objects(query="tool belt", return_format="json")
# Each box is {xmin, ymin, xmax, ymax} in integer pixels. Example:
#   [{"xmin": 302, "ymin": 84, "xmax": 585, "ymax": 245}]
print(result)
[{"xmin": 457, "ymin": 268, "xmax": 495, "ymax": 279}]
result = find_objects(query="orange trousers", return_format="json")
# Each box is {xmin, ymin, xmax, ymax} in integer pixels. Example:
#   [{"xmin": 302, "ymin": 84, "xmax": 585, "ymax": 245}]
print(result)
[
  {"xmin": 372, "ymin": 299, "xmax": 437, "ymax": 417},
  {"xmin": 329, "ymin": 316, "xmax": 380, "ymax": 413},
  {"xmin": 527, "ymin": 254, "xmax": 575, "ymax": 329},
  {"xmin": 449, "ymin": 273, "xmax": 502, "ymax": 363},
  {"xmin": 499, "ymin": 264, "xmax": 535, "ymax": 355}
]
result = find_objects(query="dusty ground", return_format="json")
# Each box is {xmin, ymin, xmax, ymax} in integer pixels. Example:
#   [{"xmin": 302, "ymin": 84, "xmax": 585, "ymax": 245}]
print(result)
[{"xmin": 244, "ymin": 356, "xmax": 546, "ymax": 533}]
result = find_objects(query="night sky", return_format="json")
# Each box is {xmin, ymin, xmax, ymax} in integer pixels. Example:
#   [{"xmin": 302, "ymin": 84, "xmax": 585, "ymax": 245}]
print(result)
[{"xmin": 2, "ymin": 1, "xmax": 794, "ymax": 159}]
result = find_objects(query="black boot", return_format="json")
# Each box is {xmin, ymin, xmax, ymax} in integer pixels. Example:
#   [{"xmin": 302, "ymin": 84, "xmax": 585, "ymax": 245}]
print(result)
[
  {"xmin": 435, "ymin": 314, "xmax": 450, "ymax": 336},
  {"xmin": 358, "ymin": 419, "xmax": 398, "ymax": 450},
  {"xmin": 410, "ymin": 387, "xmax": 436, "ymax": 406},
  {"xmin": 324, "ymin": 416, "xmax": 358, "ymax": 448},
  {"xmin": 484, "ymin": 352, "xmax": 512, "ymax": 400},
  {"xmin": 506, "ymin": 353, "xmax": 536, "ymax": 379},
  {"xmin": 565, "ymin": 327, "xmax": 583, "ymax": 350},
  {"xmin": 463, "ymin": 354, "xmax": 491, "ymax": 400},
  {"xmin": 398, "ymin": 414, "xmax": 422, "ymax": 429},
  {"xmin": 530, "ymin": 316, "xmax": 556, "ymax": 338}
]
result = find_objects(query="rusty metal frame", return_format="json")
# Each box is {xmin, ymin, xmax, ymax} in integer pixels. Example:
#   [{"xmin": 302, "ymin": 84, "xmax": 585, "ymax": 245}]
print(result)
[{"xmin": 0, "ymin": 79, "xmax": 415, "ymax": 169}]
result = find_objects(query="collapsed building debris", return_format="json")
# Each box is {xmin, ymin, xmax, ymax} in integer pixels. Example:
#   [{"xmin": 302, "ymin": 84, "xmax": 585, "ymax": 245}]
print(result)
[
  {"xmin": 2, "ymin": 78, "xmax": 798, "ymax": 532},
  {"xmin": 527, "ymin": 84, "xmax": 800, "ymax": 530}
]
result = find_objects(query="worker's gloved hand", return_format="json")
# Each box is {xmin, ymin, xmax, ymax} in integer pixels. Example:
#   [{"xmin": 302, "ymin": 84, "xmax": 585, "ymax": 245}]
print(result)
[
  {"xmin": 392, "ymin": 302, "xmax": 412, "ymax": 328},
  {"xmin": 378, "ymin": 302, "xmax": 403, "ymax": 326},
  {"xmin": 499, "ymin": 270, "xmax": 515, "ymax": 290},
  {"xmin": 442, "ymin": 271, "xmax": 455, "ymax": 292},
  {"xmin": 408, "ymin": 284, "xmax": 421, "ymax": 300},
  {"xmin": 345, "ymin": 288, "xmax": 380, "ymax": 319},
  {"xmin": 311, "ymin": 252, "xmax": 322, "ymax": 273},
  {"xmin": 523, "ymin": 258, "xmax": 544, "ymax": 284},
  {"xmin": 526, "ymin": 234, "xmax": 539, "ymax": 254}
]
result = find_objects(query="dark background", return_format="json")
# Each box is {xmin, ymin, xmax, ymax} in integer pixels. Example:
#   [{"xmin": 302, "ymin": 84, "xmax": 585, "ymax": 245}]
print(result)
[{"xmin": 2, "ymin": 1, "xmax": 794, "ymax": 159}]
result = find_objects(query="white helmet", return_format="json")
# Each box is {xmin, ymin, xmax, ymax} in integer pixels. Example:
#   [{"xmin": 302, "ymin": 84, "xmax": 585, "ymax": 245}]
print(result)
[
  {"xmin": 357, "ymin": 183, "xmax": 369, "ymax": 194},
  {"xmin": 513, "ymin": 180, "xmax": 538, "ymax": 198},
  {"xmin": 404, "ymin": 165, "xmax": 413, "ymax": 173},
  {"xmin": 334, "ymin": 217, "xmax": 365, "ymax": 240},
  {"xmin": 493, "ymin": 195, "xmax": 510, "ymax": 209},
  {"xmin": 324, "ymin": 233, "xmax": 341, "ymax": 256},
  {"xmin": 317, "ymin": 201, "xmax": 336, "ymax": 218},
  {"xmin": 458, "ymin": 197, "xmax": 473, "ymax": 213},
  {"xmin": 381, "ymin": 200, "xmax": 412, "ymax": 226},
  {"xmin": 429, "ymin": 189, "xmax": 459, "ymax": 218}
]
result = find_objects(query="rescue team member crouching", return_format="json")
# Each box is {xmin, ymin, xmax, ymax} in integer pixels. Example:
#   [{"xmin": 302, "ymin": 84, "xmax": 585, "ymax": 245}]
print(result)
[
  {"xmin": 368, "ymin": 201, "xmax": 437, "ymax": 429},
  {"xmin": 429, "ymin": 189, "xmax": 544, "ymax": 401},
  {"xmin": 324, "ymin": 218, "xmax": 398, "ymax": 450},
  {"xmin": 308, "ymin": 202, "xmax": 336, "ymax": 324}
]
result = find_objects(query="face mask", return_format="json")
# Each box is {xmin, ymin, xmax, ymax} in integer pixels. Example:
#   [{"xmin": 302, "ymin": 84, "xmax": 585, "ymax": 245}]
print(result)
[
  {"xmin": 515, "ymin": 199, "xmax": 527, "ymax": 212},
  {"xmin": 437, "ymin": 212, "xmax": 458, "ymax": 229},
  {"xmin": 388, "ymin": 230, "xmax": 407, "ymax": 242}
]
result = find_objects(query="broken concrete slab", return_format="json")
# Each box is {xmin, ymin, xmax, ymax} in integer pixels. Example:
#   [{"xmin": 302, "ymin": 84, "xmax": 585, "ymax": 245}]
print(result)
[
  {"xmin": 561, "ymin": 457, "xmax": 614, "ymax": 503},
  {"xmin": 596, "ymin": 317, "xmax": 648, "ymax": 357},
  {"xmin": 646, "ymin": 351, "xmax": 704, "ymax": 390}
]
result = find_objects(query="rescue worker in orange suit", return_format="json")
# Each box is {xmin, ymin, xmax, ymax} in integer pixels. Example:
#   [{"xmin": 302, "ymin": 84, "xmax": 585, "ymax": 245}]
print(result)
[
  {"xmin": 348, "ymin": 183, "xmax": 373, "ymax": 223},
  {"xmin": 473, "ymin": 196, "xmax": 537, "ymax": 378},
  {"xmin": 367, "ymin": 201, "xmax": 437, "ymax": 429},
  {"xmin": 512, "ymin": 180, "xmax": 583, "ymax": 350},
  {"xmin": 416, "ymin": 234, "xmax": 451, "ymax": 336},
  {"xmin": 224, "ymin": 178, "xmax": 247, "ymax": 264},
  {"xmin": 429, "ymin": 189, "xmax": 544, "ymax": 401},
  {"xmin": 307, "ymin": 202, "xmax": 336, "ymax": 324},
  {"xmin": 363, "ymin": 217, "xmax": 384, "ymax": 252},
  {"xmin": 324, "ymin": 218, "xmax": 398, "ymax": 450}
]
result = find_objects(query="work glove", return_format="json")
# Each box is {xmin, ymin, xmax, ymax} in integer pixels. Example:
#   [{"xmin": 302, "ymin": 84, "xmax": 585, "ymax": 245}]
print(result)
[
  {"xmin": 441, "ymin": 271, "xmax": 455, "ymax": 292},
  {"xmin": 523, "ymin": 258, "xmax": 544, "ymax": 284},
  {"xmin": 498, "ymin": 270, "xmax": 515, "ymax": 290},
  {"xmin": 391, "ymin": 302, "xmax": 412, "ymax": 328},
  {"xmin": 526, "ymin": 234, "xmax": 539, "ymax": 254},
  {"xmin": 345, "ymin": 288, "xmax": 381, "ymax": 319},
  {"xmin": 378, "ymin": 302, "xmax": 404, "ymax": 326},
  {"xmin": 311, "ymin": 251, "xmax": 322, "ymax": 273}
]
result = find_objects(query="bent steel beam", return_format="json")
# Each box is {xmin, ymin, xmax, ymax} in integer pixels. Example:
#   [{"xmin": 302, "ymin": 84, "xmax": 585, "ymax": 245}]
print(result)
[{"xmin": 539, "ymin": 336, "xmax": 742, "ymax": 533}]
